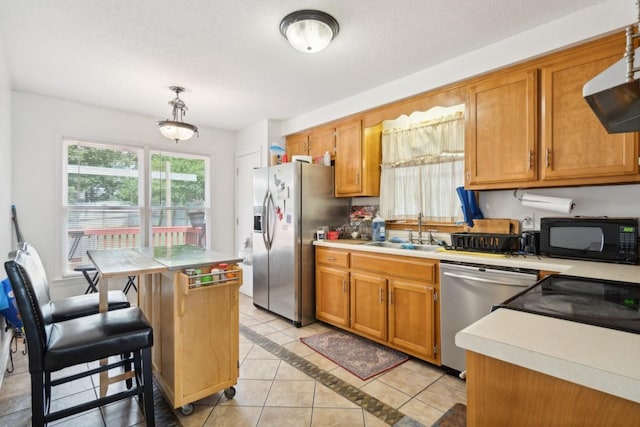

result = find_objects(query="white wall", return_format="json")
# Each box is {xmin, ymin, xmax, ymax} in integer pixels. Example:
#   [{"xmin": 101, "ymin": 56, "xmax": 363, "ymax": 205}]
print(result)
[
  {"xmin": 0, "ymin": 31, "xmax": 12, "ymax": 389},
  {"xmin": 11, "ymin": 92, "xmax": 237, "ymax": 297}
]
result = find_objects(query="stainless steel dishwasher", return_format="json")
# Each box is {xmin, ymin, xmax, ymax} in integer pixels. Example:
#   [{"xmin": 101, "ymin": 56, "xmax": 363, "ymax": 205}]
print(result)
[{"xmin": 440, "ymin": 261, "xmax": 539, "ymax": 374}]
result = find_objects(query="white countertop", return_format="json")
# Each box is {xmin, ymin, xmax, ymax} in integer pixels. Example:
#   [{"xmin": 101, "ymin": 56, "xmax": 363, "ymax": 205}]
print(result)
[
  {"xmin": 456, "ymin": 309, "xmax": 640, "ymax": 403},
  {"xmin": 313, "ymin": 239, "xmax": 640, "ymax": 284},
  {"xmin": 315, "ymin": 239, "xmax": 640, "ymax": 402}
]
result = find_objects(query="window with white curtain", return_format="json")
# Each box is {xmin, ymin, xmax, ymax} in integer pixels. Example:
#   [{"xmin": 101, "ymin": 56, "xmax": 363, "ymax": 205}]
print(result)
[{"xmin": 379, "ymin": 106, "xmax": 465, "ymax": 223}]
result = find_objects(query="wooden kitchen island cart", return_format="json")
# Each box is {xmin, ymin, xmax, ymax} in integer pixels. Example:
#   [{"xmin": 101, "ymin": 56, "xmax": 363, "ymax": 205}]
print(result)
[{"xmin": 90, "ymin": 245, "xmax": 243, "ymax": 416}]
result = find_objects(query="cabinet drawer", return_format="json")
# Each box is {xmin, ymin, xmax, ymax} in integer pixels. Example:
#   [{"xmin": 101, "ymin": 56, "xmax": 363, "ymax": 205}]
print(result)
[
  {"xmin": 316, "ymin": 247, "xmax": 349, "ymax": 268},
  {"xmin": 351, "ymin": 251, "xmax": 437, "ymax": 283}
]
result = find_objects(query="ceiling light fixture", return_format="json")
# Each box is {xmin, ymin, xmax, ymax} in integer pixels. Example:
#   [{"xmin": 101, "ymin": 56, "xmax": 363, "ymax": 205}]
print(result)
[
  {"xmin": 157, "ymin": 86, "xmax": 199, "ymax": 143},
  {"xmin": 279, "ymin": 10, "xmax": 339, "ymax": 53}
]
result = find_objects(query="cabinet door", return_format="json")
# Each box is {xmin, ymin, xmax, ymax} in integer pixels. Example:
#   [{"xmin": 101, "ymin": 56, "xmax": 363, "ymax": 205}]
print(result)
[
  {"xmin": 466, "ymin": 69, "xmax": 538, "ymax": 188},
  {"xmin": 308, "ymin": 126, "xmax": 335, "ymax": 160},
  {"xmin": 335, "ymin": 120, "xmax": 363, "ymax": 195},
  {"xmin": 540, "ymin": 49, "xmax": 638, "ymax": 181},
  {"xmin": 388, "ymin": 278, "xmax": 436, "ymax": 361},
  {"xmin": 350, "ymin": 272, "xmax": 387, "ymax": 341},
  {"xmin": 315, "ymin": 265, "xmax": 350, "ymax": 327},
  {"xmin": 286, "ymin": 133, "xmax": 309, "ymax": 159}
]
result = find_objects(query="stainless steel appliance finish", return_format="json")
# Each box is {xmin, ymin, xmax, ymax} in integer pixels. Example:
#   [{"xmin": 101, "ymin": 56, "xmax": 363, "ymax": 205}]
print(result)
[
  {"xmin": 440, "ymin": 261, "xmax": 538, "ymax": 373},
  {"xmin": 253, "ymin": 162, "xmax": 349, "ymax": 327}
]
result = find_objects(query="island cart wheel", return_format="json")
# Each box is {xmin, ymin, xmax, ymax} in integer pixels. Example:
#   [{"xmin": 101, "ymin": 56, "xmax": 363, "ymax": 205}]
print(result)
[
  {"xmin": 224, "ymin": 386, "xmax": 236, "ymax": 399},
  {"xmin": 180, "ymin": 403, "xmax": 194, "ymax": 416}
]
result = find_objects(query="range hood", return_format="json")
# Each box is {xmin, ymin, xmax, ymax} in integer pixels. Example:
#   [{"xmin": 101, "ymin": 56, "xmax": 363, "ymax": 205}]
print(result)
[
  {"xmin": 584, "ymin": 5, "xmax": 640, "ymax": 134},
  {"xmin": 583, "ymin": 51, "xmax": 640, "ymax": 134}
]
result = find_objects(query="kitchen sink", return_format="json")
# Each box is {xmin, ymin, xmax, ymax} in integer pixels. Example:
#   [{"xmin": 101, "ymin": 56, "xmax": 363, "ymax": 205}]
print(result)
[{"xmin": 364, "ymin": 241, "xmax": 441, "ymax": 252}]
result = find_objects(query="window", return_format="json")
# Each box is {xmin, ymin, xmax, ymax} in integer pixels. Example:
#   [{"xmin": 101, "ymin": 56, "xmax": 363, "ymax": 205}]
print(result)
[
  {"xmin": 379, "ymin": 106, "xmax": 465, "ymax": 223},
  {"xmin": 63, "ymin": 139, "xmax": 209, "ymax": 275}
]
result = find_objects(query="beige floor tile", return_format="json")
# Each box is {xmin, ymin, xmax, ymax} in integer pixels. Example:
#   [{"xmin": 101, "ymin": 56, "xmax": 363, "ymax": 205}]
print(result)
[
  {"xmin": 313, "ymin": 383, "xmax": 359, "ymax": 408},
  {"xmin": 275, "ymin": 362, "xmax": 313, "ymax": 381},
  {"xmin": 245, "ymin": 344, "xmax": 281, "ymax": 360},
  {"xmin": 240, "ymin": 359, "xmax": 281, "ymax": 380},
  {"xmin": 0, "ymin": 406, "xmax": 32, "ymax": 427},
  {"xmin": 192, "ymin": 390, "xmax": 223, "ymax": 406},
  {"xmin": 264, "ymin": 380, "xmax": 315, "ymax": 407},
  {"xmin": 377, "ymin": 364, "xmax": 432, "ymax": 396},
  {"xmin": 363, "ymin": 410, "xmax": 391, "ymax": 427},
  {"xmin": 402, "ymin": 358, "xmax": 445, "ymax": 380},
  {"xmin": 415, "ymin": 375, "xmax": 467, "ymax": 412},
  {"xmin": 251, "ymin": 310, "xmax": 281, "ymax": 322},
  {"xmin": 240, "ymin": 316, "xmax": 263, "ymax": 327},
  {"xmin": 264, "ymin": 318, "xmax": 297, "ymax": 332},
  {"xmin": 258, "ymin": 406, "xmax": 312, "ymax": 427},
  {"xmin": 176, "ymin": 404, "xmax": 215, "ymax": 427},
  {"xmin": 240, "ymin": 341, "xmax": 254, "ymax": 358},
  {"xmin": 311, "ymin": 407, "xmax": 365, "ymax": 426},
  {"xmin": 0, "ymin": 371, "xmax": 31, "ymax": 415},
  {"xmin": 328, "ymin": 367, "xmax": 375, "ymax": 389},
  {"xmin": 49, "ymin": 408, "xmax": 105, "ymax": 426},
  {"xmin": 50, "ymin": 389, "xmax": 98, "ymax": 413},
  {"xmin": 360, "ymin": 380, "xmax": 411, "ymax": 409},
  {"xmin": 398, "ymin": 398, "xmax": 444, "ymax": 426},
  {"xmin": 304, "ymin": 352, "xmax": 339, "ymax": 371},
  {"xmin": 218, "ymin": 379, "xmax": 273, "ymax": 407},
  {"xmin": 281, "ymin": 326, "xmax": 320, "ymax": 339},
  {"xmin": 282, "ymin": 340, "xmax": 315, "ymax": 358},
  {"xmin": 249, "ymin": 322, "xmax": 280, "ymax": 336},
  {"xmin": 264, "ymin": 330, "xmax": 298, "ymax": 345},
  {"xmin": 435, "ymin": 372, "xmax": 467, "ymax": 392},
  {"xmin": 203, "ymin": 405, "xmax": 263, "ymax": 427}
]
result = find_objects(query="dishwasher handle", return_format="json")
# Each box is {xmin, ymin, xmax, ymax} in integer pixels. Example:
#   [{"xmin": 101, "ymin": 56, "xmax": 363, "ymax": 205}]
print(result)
[{"xmin": 442, "ymin": 271, "xmax": 531, "ymax": 287}]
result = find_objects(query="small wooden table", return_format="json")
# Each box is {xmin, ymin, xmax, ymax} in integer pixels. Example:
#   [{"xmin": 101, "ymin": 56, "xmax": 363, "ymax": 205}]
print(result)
[{"xmin": 87, "ymin": 248, "xmax": 167, "ymax": 396}]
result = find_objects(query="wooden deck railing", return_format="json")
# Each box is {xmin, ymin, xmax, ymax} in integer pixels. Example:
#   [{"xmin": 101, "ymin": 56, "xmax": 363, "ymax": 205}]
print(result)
[{"xmin": 67, "ymin": 226, "xmax": 205, "ymax": 262}]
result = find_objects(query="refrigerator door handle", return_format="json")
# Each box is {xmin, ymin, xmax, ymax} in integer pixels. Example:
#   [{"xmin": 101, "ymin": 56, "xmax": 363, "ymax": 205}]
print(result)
[
  {"xmin": 261, "ymin": 190, "xmax": 271, "ymax": 250},
  {"xmin": 266, "ymin": 190, "xmax": 276, "ymax": 249}
]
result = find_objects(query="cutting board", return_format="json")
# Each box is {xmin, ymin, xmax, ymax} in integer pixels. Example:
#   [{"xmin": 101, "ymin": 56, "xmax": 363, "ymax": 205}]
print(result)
[{"xmin": 466, "ymin": 219, "xmax": 520, "ymax": 235}]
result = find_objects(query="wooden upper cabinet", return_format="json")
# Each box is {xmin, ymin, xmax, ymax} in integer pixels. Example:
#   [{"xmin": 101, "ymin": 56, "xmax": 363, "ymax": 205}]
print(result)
[
  {"xmin": 308, "ymin": 126, "xmax": 335, "ymax": 160},
  {"xmin": 335, "ymin": 120, "xmax": 381, "ymax": 197},
  {"xmin": 540, "ymin": 42, "xmax": 638, "ymax": 182},
  {"xmin": 465, "ymin": 69, "xmax": 538, "ymax": 188},
  {"xmin": 285, "ymin": 133, "xmax": 308, "ymax": 159}
]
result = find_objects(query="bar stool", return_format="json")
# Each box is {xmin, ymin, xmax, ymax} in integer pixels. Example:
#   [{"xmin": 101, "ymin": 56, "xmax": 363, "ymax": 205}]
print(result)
[
  {"xmin": 75, "ymin": 264, "xmax": 137, "ymax": 296},
  {"xmin": 5, "ymin": 244, "xmax": 155, "ymax": 426},
  {"xmin": 74, "ymin": 264, "xmax": 99, "ymax": 294}
]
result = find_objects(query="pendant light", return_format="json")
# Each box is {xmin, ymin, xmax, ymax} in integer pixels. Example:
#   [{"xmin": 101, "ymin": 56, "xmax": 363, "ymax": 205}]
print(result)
[
  {"xmin": 157, "ymin": 86, "xmax": 199, "ymax": 143},
  {"xmin": 279, "ymin": 10, "xmax": 339, "ymax": 53}
]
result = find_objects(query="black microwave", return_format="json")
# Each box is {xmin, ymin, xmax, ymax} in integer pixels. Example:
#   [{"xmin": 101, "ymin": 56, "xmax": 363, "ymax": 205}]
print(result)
[{"xmin": 540, "ymin": 217, "xmax": 638, "ymax": 264}]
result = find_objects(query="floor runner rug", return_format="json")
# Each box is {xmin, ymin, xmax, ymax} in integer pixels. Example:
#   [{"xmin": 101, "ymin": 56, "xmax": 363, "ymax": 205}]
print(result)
[{"xmin": 301, "ymin": 329, "xmax": 409, "ymax": 380}]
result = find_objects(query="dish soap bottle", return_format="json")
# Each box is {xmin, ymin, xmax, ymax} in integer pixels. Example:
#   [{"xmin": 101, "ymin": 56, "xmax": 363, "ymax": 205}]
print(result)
[
  {"xmin": 372, "ymin": 213, "xmax": 385, "ymax": 241},
  {"xmin": 323, "ymin": 151, "xmax": 331, "ymax": 166}
]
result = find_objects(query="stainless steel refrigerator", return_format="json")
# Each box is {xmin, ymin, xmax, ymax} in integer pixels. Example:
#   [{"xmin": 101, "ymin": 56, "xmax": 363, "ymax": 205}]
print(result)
[{"xmin": 252, "ymin": 162, "xmax": 349, "ymax": 326}]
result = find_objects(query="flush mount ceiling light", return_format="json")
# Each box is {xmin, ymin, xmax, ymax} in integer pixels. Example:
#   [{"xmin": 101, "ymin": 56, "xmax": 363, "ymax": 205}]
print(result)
[
  {"xmin": 279, "ymin": 10, "xmax": 339, "ymax": 53},
  {"xmin": 157, "ymin": 86, "xmax": 199, "ymax": 143}
]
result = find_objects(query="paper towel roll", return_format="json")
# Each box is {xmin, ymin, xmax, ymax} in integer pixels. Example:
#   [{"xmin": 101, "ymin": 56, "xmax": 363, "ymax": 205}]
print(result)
[{"xmin": 521, "ymin": 193, "xmax": 574, "ymax": 214}]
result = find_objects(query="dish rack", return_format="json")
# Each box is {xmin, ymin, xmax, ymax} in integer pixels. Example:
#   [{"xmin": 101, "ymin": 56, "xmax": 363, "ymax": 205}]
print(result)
[{"xmin": 450, "ymin": 232, "xmax": 519, "ymax": 253}]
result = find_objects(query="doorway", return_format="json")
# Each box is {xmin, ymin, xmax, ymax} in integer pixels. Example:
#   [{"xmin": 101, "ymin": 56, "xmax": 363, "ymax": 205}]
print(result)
[{"xmin": 235, "ymin": 148, "xmax": 260, "ymax": 297}]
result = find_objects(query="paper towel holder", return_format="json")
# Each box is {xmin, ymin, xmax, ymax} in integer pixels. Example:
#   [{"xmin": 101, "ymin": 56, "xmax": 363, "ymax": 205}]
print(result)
[{"xmin": 513, "ymin": 188, "xmax": 576, "ymax": 214}]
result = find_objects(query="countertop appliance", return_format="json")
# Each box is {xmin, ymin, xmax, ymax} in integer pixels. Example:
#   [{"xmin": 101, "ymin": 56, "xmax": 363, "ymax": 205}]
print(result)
[
  {"xmin": 539, "ymin": 217, "xmax": 638, "ymax": 264},
  {"xmin": 493, "ymin": 274, "xmax": 640, "ymax": 334},
  {"xmin": 440, "ymin": 261, "xmax": 539, "ymax": 373},
  {"xmin": 253, "ymin": 162, "xmax": 349, "ymax": 326}
]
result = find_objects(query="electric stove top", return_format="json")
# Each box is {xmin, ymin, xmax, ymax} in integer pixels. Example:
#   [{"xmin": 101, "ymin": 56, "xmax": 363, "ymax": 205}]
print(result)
[{"xmin": 493, "ymin": 274, "xmax": 640, "ymax": 334}]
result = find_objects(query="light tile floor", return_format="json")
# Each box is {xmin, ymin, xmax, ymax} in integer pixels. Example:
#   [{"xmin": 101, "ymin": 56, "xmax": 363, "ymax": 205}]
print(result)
[{"xmin": 0, "ymin": 293, "xmax": 466, "ymax": 426}]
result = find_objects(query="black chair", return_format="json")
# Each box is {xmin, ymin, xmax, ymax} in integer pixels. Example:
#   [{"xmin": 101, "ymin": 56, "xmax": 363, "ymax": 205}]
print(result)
[{"xmin": 4, "ymin": 243, "xmax": 155, "ymax": 426}]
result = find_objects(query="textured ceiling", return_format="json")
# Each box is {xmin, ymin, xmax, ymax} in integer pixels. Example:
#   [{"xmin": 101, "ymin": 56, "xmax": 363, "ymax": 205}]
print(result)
[{"xmin": 0, "ymin": 0, "xmax": 613, "ymax": 131}]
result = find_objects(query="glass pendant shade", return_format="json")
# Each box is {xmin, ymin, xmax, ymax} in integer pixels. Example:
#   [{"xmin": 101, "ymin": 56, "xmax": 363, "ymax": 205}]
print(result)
[
  {"xmin": 157, "ymin": 86, "xmax": 199, "ymax": 143},
  {"xmin": 280, "ymin": 10, "xmax": 339, "ymax": 53}
]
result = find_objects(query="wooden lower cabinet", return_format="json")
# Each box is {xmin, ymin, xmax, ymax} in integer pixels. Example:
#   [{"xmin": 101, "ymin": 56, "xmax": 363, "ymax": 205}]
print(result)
[
  {"xmin": 316, "ymin": 265, "xmax": 350, "ymax": 327},
  {"xmin": 388, "ymin": 278, "xmax": 436, "ymax": 359},
  {"xmin": 350, "ymin": 271, "xmax": 387, "ymax": 341},
  {"xmin": 466, "ymin": 351, "xmax": 640, "ymax": 427},
  {"xmin": 141, "ymin": 267, "xmax": 241, "ymax": 409},
  {"xmin": 315, "ymin": 247, "xmax": 440, "ymax": 364}
]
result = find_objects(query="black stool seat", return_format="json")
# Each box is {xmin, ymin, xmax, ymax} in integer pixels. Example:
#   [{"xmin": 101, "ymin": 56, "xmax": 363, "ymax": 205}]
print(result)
[
  {"xmin": 44, "ymin": 307, "xmax": 152, "ymax": 372},
  {"xmin": 51, "ymin": 290, "xmax": 130, "ymax": 322}
]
